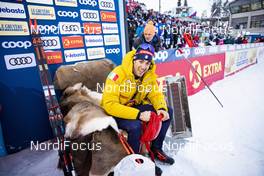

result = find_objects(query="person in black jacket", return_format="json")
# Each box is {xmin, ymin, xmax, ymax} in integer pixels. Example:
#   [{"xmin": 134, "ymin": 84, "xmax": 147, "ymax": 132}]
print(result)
[{"xmin": 133, "ymin": 21, "xmax": 161, "ymax": 52}]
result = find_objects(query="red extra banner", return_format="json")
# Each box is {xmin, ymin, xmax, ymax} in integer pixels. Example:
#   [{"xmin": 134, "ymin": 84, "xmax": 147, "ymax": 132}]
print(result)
[
  {"xmin": 156, "ymin": 53, "xmax": 225, "ymax": 96},
  {"xmin": 44, "ymin": 51, "xmax": 63, "ymax": 64}
]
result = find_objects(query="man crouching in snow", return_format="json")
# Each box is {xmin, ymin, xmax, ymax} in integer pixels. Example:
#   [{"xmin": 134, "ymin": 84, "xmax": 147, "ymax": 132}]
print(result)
[{"xmin": 101, "ymin": 43, "xmax": 175, "ymax": 175}]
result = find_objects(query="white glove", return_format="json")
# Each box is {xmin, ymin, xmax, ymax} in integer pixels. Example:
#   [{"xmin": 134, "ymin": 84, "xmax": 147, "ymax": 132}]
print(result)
[
  {"xmin": 157, "ymin": 110, "xmax": 169, "ymax": 121},
  {"xmin": 139, "ymin": 111, "xmax": 151, "ymax": 122}
]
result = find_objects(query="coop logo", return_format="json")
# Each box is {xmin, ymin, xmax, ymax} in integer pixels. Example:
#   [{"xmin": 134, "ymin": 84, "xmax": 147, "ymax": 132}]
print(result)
[
  {"xmin": 194, "ymin": 47, "xmax": 206, "ymax": 56},
  {"xmin": 189, "ymin": 60, "xmax": 202, "ymax": 89},
  {"xmin": 0, "ymin": 2, "xmax": 26, "ymax": 19},
  {"xmin": 26, "ymin": 0, "xmax": 53, "ymax": 5},
  {"xmin": 102, "ymin": 23, "xmax": 118, "ymax": 34},
  {"xmin": 103, "ymin": 35, "xmax": 120, "ymax": 45},
  {"xmin": 32, "ymin": 25, "xmax": 59, "ymax": 35},
  {"xmin": 79, "ymin": 0, "xmax": 97, "ymax": 7},
  {"xmin": 83, "ymin": 23, "xmax": 102, "ymax": 34},
  {"xmin": 208, "ymin": 46, "xmax": 218, "ymax": 54},
  {"xmin": 55, "ymin": 0, "xmax": 77, "ymax": 7},
  {"xmin": 64, "ymin": 49, "xmax": 86, "ymax": 62},
  {"xmin": 62, "ymin": 36, "xmax": 84, "ymax": 49},
  {"xmin": 80, "ymin": 9, "xmax": 99, "ymax": 22},
  {"xmin": 28, "ymin": 5, "xmax": 56, "ymax": 20},
  {"xmin": 57, "ymin": 11, "xmax": 78, "ymax": 18},
  {"xmin": 100, "ymin": 11, "xmax": 116, "ymax": 22},
  {"xmin": 153, "ymin": 51, "xmax": 168, "ymax": 62},
  {"xmin": 84, "ymin": 35, "xmax": 103, "ymax": 47},
  {"xmin": 2, "ymin": 41, "xmax": 32, "ymax": 49},
  {"xmin": 175, "ymin": 48, "xmax": 190, "ymax": 58},
  {"xmin": 0, "ymin": 21, "xmax": 29, "ymax": 36},
  {"xmin": 99, "ymin": 0, "xmax": 115, "ymax": 11},
  {"xmin": 59, "ymin": 22, "xmax": 81, "ymax": 34},
  {"xmin": 106, "ymin": 48, "xmax": 120, "ymax": 54},
  {"xmin": 44, "ymin": 51, "xmax": 63, "ymax": 64},
  {"xmin": 41, "ymin": 36, "xmax": 61, "ymax": 50},
  {"xmin": 4, "ymin": 53, "xmax": 36, "ymax": 70},
  {"xmin": 87, "ymin": 47, "xmax": 105, "ymax": 60}
]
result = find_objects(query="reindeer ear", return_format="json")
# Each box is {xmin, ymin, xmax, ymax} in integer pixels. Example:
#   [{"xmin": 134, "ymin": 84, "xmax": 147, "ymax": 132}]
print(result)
[{"xmin": 63, "ymin": 83, "xmax": 83, "ymax": 96}]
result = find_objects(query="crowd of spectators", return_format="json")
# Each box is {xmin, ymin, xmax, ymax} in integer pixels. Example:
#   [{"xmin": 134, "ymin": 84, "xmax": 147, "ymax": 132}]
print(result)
[{"xmin": 126, "ymin": 2, "xmax": 264, "ymax": 51}]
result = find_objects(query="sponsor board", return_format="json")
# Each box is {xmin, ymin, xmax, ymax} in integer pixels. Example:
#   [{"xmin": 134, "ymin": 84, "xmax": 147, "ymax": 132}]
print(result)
[
  {"xmin": 83, "ymin": 23, "xmax": 102, "ymax": 34},
  {"xmin": 41, "ymin": 36, "xmax": 61, "ymax": 50},
  {"xmin": 225, "ymin": 48, "xmax": 257, "ymax": 76},
  {"xmin": 99, "ymin": 0, "xmax": 115, "ymax": 11},
  {"xmin": 28, "ymin": 5, "xmax": 56, "ymax": 20},
  {"xmin": 103, "ymin": 34, "xmax": 119, "ymax": 45},
  {"xmin": 105, "ymin": 48, "xmax": 120, "ymax": 54},
  {"xmin": 44, "ymin": 51, "xmax": 63, "ymax": 64},
  {"xmin": 80, "ymin": 9, "xmax": 99, "ymax": 22},
  {"xmin": 32, "ymin": 24, "xmax": 59, "ymax": 35},
  {"xmin": 57, "ymin": 10, "xmax": 78, "ymax": 19},
  {"xmin": 84, "ymin": 35, "xmax": 103, "ymax": 47},
  {"xmin": 102, "ymin": 23, "xmax": 118, "ymax": 33},
  {"xmin": 26, "ymin": 0, "xmax": 53, "ymax": 5},
  {"xmin": 59, "ymin": 22, "xmax": 81, "ymax": 34},
  {"xmin": 0, "ymin": 20, "xmax": 29, "ymax": 36},
  {"xmin": 87, "ymin": 47, "xmax": 105, "ymax": 59},
  {"xmin": 62, "ymin": 36, "xmax": 84, "ymax": 49},
  {"xmin": 64, "ymin": 48, "xmax": 86, "ymax": 62},
  {"xmin": 0, "ymin": 2, "xmax": 26, "ymax": 19},
  {"xmin": 55, "ymin": 0, "xmax": 77, "ymax": 7},
  {"xmin": 1, "ymin": 40, "xmax": 32, "ymax": 49},
  {"xmin": 4, "ymin": 53, "xmax": 36, "ymax": 70},
  {"xmin": 100, "ymin": 11, "xmax": 116, "ymax": 22},
  {"xmin": 79, "ymin": 0, "xmax": 97, "ymax": 7},
  {"xmin": 156, "ymin": 53, "xmax": 225, "ymax": 95}
]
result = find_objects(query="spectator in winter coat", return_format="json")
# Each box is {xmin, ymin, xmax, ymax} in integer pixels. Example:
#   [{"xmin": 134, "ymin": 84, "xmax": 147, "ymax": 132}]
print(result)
[
  {"xmin": 101, "ymin": 43, "xmax": 175, "ymax": 176},
  {"xmin": 133, "ymin": 21, "xmax": 161, "ymax": 52}
]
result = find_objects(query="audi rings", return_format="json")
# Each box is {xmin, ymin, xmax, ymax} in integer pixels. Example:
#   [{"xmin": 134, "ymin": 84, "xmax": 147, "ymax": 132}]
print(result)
[
  {"xmin": 9, "ymin": 57, "xmax": 33, "ymax": 66},
  {"xmin": 82, "ymin": 12, "xmax": 98, "ymax": 19},
  {"xmin": 42, "ymin": 39, "xmax": 58, "ymax": 47},
  {"xmin": 100, "ymin": 1, "xmax": 114, "ymax": 8}
]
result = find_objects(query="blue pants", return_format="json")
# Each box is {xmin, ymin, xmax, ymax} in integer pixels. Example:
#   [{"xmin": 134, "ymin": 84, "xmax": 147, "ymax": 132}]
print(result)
[{"xmin": 114, "ymin": 104, "xmax": 172, "ymax": 153}]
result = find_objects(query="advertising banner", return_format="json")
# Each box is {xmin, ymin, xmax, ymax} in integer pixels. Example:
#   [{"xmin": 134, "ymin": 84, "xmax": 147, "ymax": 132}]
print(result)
[
  {"xmin": 225, "ymin": 48, "xmax": 258, "ymax": 76},
  {"xmin": 156, "ymin": 53, "xmax": 225, "ymax": 95},
  {"xmin": 0, "ymin": 0, "xmax": 124, "ymax": 153}
]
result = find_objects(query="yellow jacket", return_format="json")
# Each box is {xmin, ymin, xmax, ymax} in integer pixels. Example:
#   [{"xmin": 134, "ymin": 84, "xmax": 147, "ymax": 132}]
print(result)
[{"xmin": 101, "ymin": 50, "xmax": 167, "ymax": 120}]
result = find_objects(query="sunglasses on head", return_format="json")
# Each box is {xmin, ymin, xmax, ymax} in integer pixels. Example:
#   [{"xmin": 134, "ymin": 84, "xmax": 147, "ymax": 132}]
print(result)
[{"xmin": 138, "ymin": 43, "xmax": 155, "ymax": 54}]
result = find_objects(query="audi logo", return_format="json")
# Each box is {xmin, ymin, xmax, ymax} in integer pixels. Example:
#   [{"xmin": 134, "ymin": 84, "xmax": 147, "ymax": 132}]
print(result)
[
  {"xmin": 194, "ymin": 47, "xmax": 206, "ymax": 55},
  {"xmin": 153, "ymin": 51, "xmax": 168, "ymax": 62},
  {"xmin": 82, "ymin": 12, "xmax": 98, "ymax": 19},
  {"xmin": 42, "ymin": 39, "xmax": 58, "ymax": 47},
  {"xmin": 106, "ymin": 48, "xmax": 120, "ymax": 54},
  {"xmin": 100, "ymin": 1, "xmax": 113, "ymax": 8},
  {"xmin": 61, "ymin": 25, "xmax": 80, "ymax": 32},
  {"xmin": 2, "ymin": 41, "xmax": 32, "ymax": 49},
  {"xmin": 9, "ymin": 57, "xmax": 33, "ymax": 66},
  {"xmin": 79, "ymin": 0, "xmax": 97, "ymax": 6},
  {"xmin": 57, "ymin": 11, "xmax": 78, "ymax": 18}
]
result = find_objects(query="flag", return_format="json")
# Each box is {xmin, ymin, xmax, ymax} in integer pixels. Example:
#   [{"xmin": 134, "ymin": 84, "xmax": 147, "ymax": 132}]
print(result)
[{"xmin": 108, "ymin": 72, "xmax": 119, "ymax": 81}]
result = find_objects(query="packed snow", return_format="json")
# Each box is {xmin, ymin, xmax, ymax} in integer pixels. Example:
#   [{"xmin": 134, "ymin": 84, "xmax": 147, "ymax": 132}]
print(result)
[
  {"xmin": 1, "ymin": 55, "xmax": 264, "ymax": 176},
  {"xmin": 159, "ymin": 58, "xmax": 264, "ymax": 176}
]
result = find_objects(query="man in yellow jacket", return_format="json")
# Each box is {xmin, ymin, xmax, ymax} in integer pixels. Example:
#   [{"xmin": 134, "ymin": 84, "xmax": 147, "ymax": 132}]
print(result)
[{"xmin": 101, "ymin": 43, "xmax": 174, "ymax": 175}]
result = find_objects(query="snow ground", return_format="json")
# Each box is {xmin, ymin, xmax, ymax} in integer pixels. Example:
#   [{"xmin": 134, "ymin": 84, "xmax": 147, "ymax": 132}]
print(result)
[
  {"xmin": 160, "ymin": 58, "xmax": 264, "ymax": 176},
  {"xmin": 0, "ymin": 57, "xmax": 263, "ymax": 176}
]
